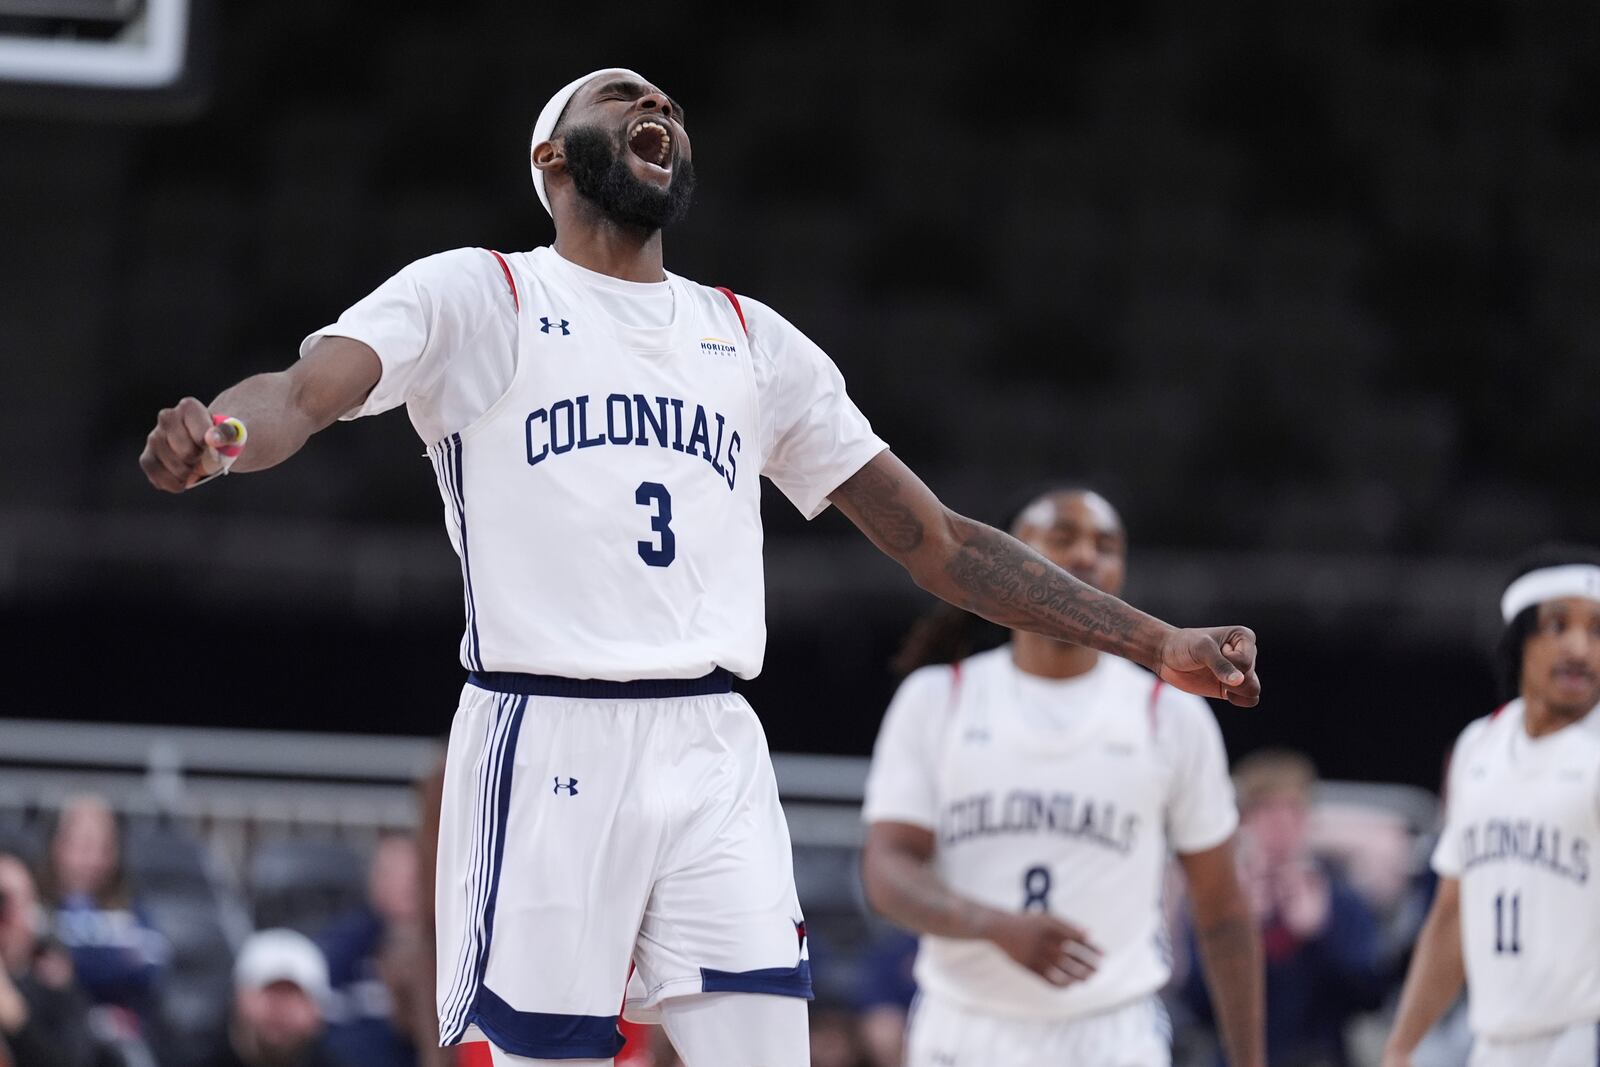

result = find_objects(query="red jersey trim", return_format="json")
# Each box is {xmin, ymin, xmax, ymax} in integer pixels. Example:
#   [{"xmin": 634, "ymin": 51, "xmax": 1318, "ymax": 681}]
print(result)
[
  {"xmin": 715, "ymin": 286, "xmax": 748, "ymax": 335},
  {"xmin": 487, "ymin": 250, "xmax": 519, "ymax": 312},
  {"xmin": 1147, "ymin": 679, "xmax": 1165, "ymax": 738}
]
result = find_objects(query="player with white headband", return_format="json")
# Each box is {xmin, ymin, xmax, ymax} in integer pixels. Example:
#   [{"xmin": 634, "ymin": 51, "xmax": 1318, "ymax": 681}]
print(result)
[
  {"xmin": 138, "ymin": 69, "xmax": 1260, "ymax": 1066},
  {"xmin": 1385, "ymin": 546, "xmax": 1600, "ymax": 1067}
]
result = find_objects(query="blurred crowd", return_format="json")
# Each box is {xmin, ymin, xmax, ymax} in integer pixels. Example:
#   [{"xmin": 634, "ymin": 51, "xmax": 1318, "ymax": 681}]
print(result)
[
  {"xmin": 0, "ymin": 746, "xmax": 1467, "ymax": 1067},
  {"xmin": 0, "ymin": 796, "xmax": 432, "ymax": 1067}
]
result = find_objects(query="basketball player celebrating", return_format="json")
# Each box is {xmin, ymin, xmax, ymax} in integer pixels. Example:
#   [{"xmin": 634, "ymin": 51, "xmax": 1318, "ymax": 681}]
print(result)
[
  {"xmin": 1384, "ymin": 547, "xmax": 1600, "ymax": 1067},
  {"xmin": 862, "ymin": 488, "xmax": 1264, "ymax": 1067},
  {"xmin": 138, "ymin": 70, "xmax": 1259, "ymax": 1067}
]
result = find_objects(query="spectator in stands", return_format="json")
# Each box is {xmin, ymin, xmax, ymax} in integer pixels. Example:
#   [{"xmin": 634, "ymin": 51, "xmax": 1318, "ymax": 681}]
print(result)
[
  {"xmin": 39, "ymin": 796, "xmax": 168, "ymax": 1045},
  {"xmin": 201, "ymin": 929, "xmax": 345, "ymax": 1067},
  {"xmin": 317, "ymin": 833, "xmax": 423, "ymax": 1067},
  {"xmin": 1184, "ymin": 750, "xmax": 1387, "ymax": 1067},
  {"xmin": 0, "ymin": 849, "xmax": 122, "ymax": 1067}
]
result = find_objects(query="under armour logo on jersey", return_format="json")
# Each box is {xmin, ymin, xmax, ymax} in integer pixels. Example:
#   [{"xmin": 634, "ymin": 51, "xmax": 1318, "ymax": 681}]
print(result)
[
  {"xmin": 552, "ymin": 777, "xmax": 579, "ymax": 795},
  {"xmin": 539, "ymin": 317, "xmax": 571, "ymax": 335}
]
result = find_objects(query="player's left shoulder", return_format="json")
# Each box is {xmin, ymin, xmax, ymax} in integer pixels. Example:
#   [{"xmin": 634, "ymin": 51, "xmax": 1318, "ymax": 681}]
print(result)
[
  {"xmin": 679, "ymin": 284, "xmax": 795, "ymax": 346},
  {"xmin": 669, "ymin": 277, "xmax": 770, "ymax": 352}
]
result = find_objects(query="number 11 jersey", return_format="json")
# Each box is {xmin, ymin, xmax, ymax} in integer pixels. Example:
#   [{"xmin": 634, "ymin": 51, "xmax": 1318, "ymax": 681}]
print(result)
[
  {"xmin": 303, "ymin": 246, "xmax": 886, "ymax": 681},
  {"xmin": 1432, "ymin": 700, "xmax": 1600, "ymax": 1040}
]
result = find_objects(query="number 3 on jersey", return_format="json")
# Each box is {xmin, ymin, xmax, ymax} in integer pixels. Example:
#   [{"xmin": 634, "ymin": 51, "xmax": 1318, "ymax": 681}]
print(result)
[{"xmin": 635, "ymin": 482, "xmax": 675, "ymax": 567}]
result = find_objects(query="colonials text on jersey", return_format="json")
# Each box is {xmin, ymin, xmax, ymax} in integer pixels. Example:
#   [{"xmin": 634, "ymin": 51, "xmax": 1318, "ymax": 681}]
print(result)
[
  {"xmin": 1458, "ymin": 818, "xmax": 1591, "ymax": 885},
  {"xmin": 940, "ymin": 789, "xmax": 1141, "ymax": 855},
  {"xmin": 525, "ymin": 391, "xmax": 741, "ymax": 490}
]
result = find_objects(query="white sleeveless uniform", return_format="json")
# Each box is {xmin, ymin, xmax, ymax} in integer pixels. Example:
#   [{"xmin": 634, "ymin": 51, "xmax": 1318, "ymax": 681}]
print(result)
[
  {"xmin": 862, "ymin": 646, "xmax": 1238, "ymax": 1067},
  {"xmin": 1432, "ymin": 700, "xmax": 1600, "ymax": 1067},
  {"xmin": 304, "ymin": 246, "xmax": 885, "ymax": 1061}
]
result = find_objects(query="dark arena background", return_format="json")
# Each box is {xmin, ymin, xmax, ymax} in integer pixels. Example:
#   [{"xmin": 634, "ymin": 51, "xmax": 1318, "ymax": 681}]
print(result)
[{"xmin": 1, "ymin": 2, "xmax": 1597, "ymax": 1066}]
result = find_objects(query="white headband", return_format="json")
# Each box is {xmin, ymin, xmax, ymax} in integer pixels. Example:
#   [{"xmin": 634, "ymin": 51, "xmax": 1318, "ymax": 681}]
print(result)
[
  {"xmin": 529, "ymin": 67, "xmax": 648, "ymax": 218},
  {"xmin": 1501, "ymin": 564, "xmax": 1600, "ymax": 622}
]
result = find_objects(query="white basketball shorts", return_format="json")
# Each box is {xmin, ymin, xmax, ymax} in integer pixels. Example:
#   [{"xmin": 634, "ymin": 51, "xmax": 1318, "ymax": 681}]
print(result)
[
  {"xmin": 434, "ymin": 670, "xmax": 811, "ymax": 1060},
  {"xmin": 906, "ymin": 989, "xmax": 1172, "ymax": 1067},
  {"xmin": 1469, "ymin": 1019, "xmax": 1600, "ymax": 1067}
]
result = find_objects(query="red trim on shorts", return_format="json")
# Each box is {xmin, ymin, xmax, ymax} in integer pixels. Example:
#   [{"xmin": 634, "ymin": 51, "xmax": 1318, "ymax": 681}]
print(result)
[
  {"xmin": 487, "ymin": 250, "xmax": 519, "ymax": 312},
  {"xmin": 715, "ymin": 286, "xmax": 747, "ymax": 335}
]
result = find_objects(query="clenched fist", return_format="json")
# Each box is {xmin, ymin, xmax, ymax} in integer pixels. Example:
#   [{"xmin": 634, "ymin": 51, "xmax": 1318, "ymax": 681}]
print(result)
[
  {"xmin": 139, "ymin": 397, "xmax": 240, "ymax": 492},
  {"xmin": 1157, "ymin": 626, "xmax": 1260, "ymax": 706}
]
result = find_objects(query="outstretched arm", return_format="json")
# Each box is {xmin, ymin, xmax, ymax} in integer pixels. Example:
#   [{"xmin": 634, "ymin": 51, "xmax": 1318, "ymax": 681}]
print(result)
[
  {"xmin": 1382, "ymin": 878, "xmax": 1464, "ymax": 1067},
  {"xmin": 861, "ymin": 821, "xmax": 1102, "ymax": 987},
  {"xmin": 139, "ymin": 337, "xmax": 381, "ymax": 491},
  {"xmin": 829, "ymin": 451, "xmax": 1260, "ymax": 705},
  {"xmin": 1178, "ymin": 838, "xmax": 1265, "ymax": 1067}
]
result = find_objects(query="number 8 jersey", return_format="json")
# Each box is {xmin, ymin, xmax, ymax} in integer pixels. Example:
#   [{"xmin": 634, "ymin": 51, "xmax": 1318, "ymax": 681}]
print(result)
[
  {"xmin": 862, "ymin": 647, "xmax": 1239, "ymax": 1020},
  {"xmin": 302, "ymin": 246, "xmax": 886, "ymax": 680},
  {"xmin": 1432, "ymin": 700, "xmax": 1600, "ymax": 1040}
]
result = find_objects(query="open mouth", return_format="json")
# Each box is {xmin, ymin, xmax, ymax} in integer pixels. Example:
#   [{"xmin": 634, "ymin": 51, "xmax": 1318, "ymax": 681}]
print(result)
[
  {"xmin": 627, "ymin": 118, "xmax": 673, "ymax": 171},
  {"xmin": 1554, "ymin": 665, "xmax": 1596, "ymax": 681}
]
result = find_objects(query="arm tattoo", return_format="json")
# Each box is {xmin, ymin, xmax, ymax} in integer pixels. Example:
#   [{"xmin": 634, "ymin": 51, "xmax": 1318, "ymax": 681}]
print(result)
[
  {"xmin": 942, "ymin": 516, "xmax": 1161, "ymax": 662},
  {"xmin": 831, "ymin": 459, "xmax": 925, "ymax": 553},
  {"xmin": 833, "ymin": 456, "xmax": 1168, "ymax": 665}
]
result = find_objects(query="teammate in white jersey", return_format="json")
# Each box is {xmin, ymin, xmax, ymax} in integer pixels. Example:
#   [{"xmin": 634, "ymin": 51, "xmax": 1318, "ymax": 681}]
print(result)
[
  {"xmin": 1385, "ymin": 546, "xmax": 1600, "ymax": 1067},
  {"xmin": 862, "ymin": 488, "xmax": 1264, "ymax": 1067},
  {"xmin": 138, "ymin": 69, "xmax": 1260, "ymax": 1067}
]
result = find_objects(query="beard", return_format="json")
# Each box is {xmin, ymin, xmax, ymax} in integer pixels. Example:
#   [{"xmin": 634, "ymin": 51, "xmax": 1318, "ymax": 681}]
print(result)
[{"xmin": 560, "ymin": 123, "xmax": 696, "ymax": 232}]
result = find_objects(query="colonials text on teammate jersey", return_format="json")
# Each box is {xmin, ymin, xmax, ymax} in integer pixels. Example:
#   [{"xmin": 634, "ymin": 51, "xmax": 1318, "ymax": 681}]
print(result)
[
  {"xmin": 301, "ymin": 246, "xmax": 886, "ymax": 681},
  {"xmin": 1432, "ymin": 700, "xmax": 1600, "ymax": 1039},
  {"xmin": 940, "ymin": 788, "xmax": 1140, "ymax": 855},
  {"xmin": 1455, "ymin": 817, "xmax": 1589, "ymax": 884}
]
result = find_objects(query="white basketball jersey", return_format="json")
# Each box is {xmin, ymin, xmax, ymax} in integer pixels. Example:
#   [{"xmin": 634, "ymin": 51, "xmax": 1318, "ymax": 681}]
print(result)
[
  {"xmin": 425, "ymin": 250, "xmax": 763, "ymax": 679},
  {"xmin": 305, "ymin": 246, "xmax": 886, "ymax": 681},
  {"xmin": 1432, "ymin": 700, "xmax": 1600, "ymax": 1039},
  {"xmin": 862, "ymin": 646, "xmax": 1238, "ymax": 1020}
]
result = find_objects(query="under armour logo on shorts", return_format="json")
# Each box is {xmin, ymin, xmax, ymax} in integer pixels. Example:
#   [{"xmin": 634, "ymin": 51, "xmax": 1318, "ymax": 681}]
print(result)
[
  {"xmin": 540, "ymin": 317, "xmax": 571, "ymax": 335},
  {"xmin": 553, "ymin": 777, "xmax": 579, "ymax": 795}
]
